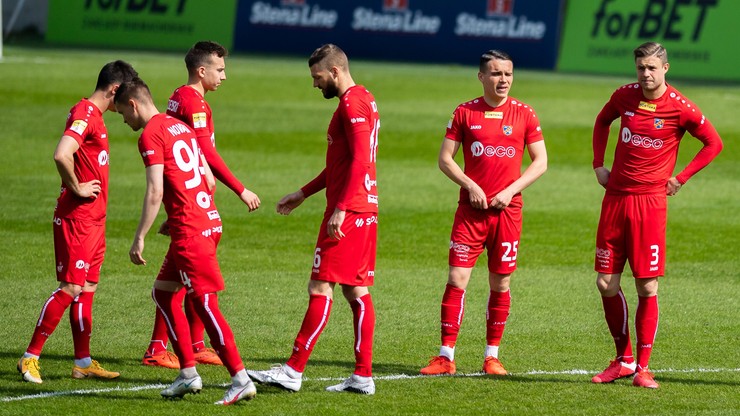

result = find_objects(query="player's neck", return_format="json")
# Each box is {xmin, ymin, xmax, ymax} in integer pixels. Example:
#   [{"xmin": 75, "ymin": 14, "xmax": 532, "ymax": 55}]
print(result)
[
  {"xmin": 88, "ymin": 90, "xmax": 111, "ymax": 114},
  {"xmin": 186, "ymin": 80, "xmax": 206, "ymax": 97},
  {"xmin": 483, "ymin": 94, "xmax": 507, "ymax": 108},
  {"xmin": 642, "ymin": 83, "xmax": 667, "ymax": 101},
  {"xmin": 337, "ymin": 75, "xmax": 356, "ymax": 98}
]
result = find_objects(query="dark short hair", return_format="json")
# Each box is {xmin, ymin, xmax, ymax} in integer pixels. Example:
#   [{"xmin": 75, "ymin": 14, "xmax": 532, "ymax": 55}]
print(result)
[
  {"xmin": 95, "ymin": 60, "xmax": 138, "ymax": 91},
  {"xmin": 308, "ymin": 43, "xmax": 348, "ymax": 70},
  {"xmin": 185, "ymin": 41, "xmax": 228, "ymax": 75},
  {"xmin": 634, "ymin": 41, "xmax": 668, "ymax": 64},
  {"xmin": 114, "ymin": 77, "xmax": 152, "ymax": 105},
  {"xmin": 479, "ymin": 50, "xmax": 512, "ymax": 72}
]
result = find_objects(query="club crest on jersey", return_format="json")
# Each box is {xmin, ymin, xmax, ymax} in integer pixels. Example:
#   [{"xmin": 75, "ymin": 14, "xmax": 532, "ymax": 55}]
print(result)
[
  {"xmin": 485, "ymin": 111, "xmax": 503, "ymax": 119},
  {"xmin": 638, "ymin": 101, "xmax": 657, "ymax": 112},
  {"xmin": 502, "ymin": 125, "xmax": 513, "ymax": 136},
  {"xmin": 654, "ymin": 118, "xmax": 665, "ymax": 129}
]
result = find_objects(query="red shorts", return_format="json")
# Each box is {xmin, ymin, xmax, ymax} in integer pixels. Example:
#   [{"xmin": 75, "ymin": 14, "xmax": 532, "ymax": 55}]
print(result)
[
  {"xmin": 156, "ymin": 231, "xmax": 225, "ymax": 297},
  {"xmin": 595, "ymin": 193, "xmax": 666, "ymax": 278},
  {"xmin": 311, "ymin": 211, "xmax": 377, "ymax": 286},
  {"xmin": 448, "ymin": 202, "xmax": 522, "ymax": 274},
  {"xmin": 53, "ymin": 217, "xmax": 105, "ymax": 285}
]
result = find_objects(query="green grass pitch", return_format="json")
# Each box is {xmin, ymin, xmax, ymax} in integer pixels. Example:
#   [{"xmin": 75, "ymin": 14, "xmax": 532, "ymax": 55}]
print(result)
[{"xmin": 0, "ymin": 46, "xmax": 738, "ymax": 415}]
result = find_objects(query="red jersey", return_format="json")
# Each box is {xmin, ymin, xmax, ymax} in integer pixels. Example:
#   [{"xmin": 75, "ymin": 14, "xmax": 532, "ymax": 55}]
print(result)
[
  {"xmin": 166, "ymin": 85, "xmax": 245, "ymax": 194},
  {"xmin": 54, "ymin": 99, "xmax": 109, "ymax": 223},
  {"xmin": 593, "ymin": 83, "xmax": 722, "ymax": 194},
  {"xmin": 445, "ymin": 96, "xmax": 544, "ymax": 205},
  {"xmin": 138, "ymin": 114, "xmax": 222, "ymax": 240},
  {"xmin": 302, "ymin": 85, "xmax": 379, "ymax": 214}
]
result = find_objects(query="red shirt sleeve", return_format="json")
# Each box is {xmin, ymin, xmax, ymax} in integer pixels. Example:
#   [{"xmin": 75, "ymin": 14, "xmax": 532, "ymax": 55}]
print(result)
[
  {"xmin": 593, "ymin": 92, "xmax": 621, "ymax": 169},
  {"xmin": 195, "ymin": 135, "xmax": 246, "ymax": 195},
  {"xmin": 675, "ymin": 106, "xmax": 723, "ymax": 184},
  {"xmin": 335, "ymin": 97, "xmax": 374, "ymax": 211},
  {"xmin": 301, "ymin": 169, "xmax": 327, "ymax": 197}
]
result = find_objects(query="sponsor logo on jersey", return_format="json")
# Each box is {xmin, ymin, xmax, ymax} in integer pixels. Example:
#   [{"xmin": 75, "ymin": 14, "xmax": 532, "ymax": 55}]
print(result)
[
  {"xmin": 624, "ymin": 111, "xmax": 635, "ymax": 117},
  {"xmin": 621, "ymin": 127, "xmax": 663, "ymax": 150},
  {"xmin": 98, "ymin": 150, "xmax": 109, "ymax": 166},
  {"xmin": 368, "ymin": 194, "xmax": 379, "ymax": 205},
  {"xmin": 471, "ymin": 141, "xmax": 516, "ymax": 158},
  {"xmin": 167, "ymin": 99, "xmax": 179, "ymax": 113},
  {"xmin": 192, "ymin": 112, "xmax": 207, "ymax": 128},
  {"xmin": 207, "ymin": 210, "xmax": 221, "ymax": 220},
  {"xmin": 485, "ymin": 111, "xmax": 503, "ymax": 119},
  {"xmin": 638, "ymin": 101, "xmax": 657, "ymax": 112},
  {"xmin": 57, "ymin": 262, "xmax": 64, "ymax": 273},
  {"xmin": 53, "ymin": 217, "xmax": 62, "ymax": 226},
  {"xmin": 367, "ymin": 270, "xmax": 375, "ymax": 277},
  {"xmin": 351, "ymin": 117, "xmax": 366, "ymax": 123},
  {"xmin": 141, "ymin": 149, "xmax": 155, "ymax": 158},
  {"xmin": 70, "ymin": 120, "xmax": 88, "ymax": 135},
  {"xmin": 364, "ymin": 173, "xmax": 377, "ymax": 191},
  {"xmin": 654, "ymin": 118, "xmax": 665, "ymax": 129},
  {"xmin": 355, "ymin": 218, "xmax": 365, "ymax": 227},
  {"xmin": 470, "ymin": 125, "xmax": 482, "ymax": 130},
  {"xmin": 502, "ymin": 125, "xmax": 513, "ymax": 135}
]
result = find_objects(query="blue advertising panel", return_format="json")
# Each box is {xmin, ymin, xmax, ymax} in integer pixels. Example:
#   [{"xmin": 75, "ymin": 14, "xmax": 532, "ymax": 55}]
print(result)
[{"xmin": 233, "ymin": 0, "xmax": 563, "ymax": 69}]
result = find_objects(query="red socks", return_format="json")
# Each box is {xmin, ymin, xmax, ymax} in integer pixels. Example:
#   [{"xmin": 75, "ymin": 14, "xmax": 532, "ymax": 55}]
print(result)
[
  {"xmin": 26, "ymin": 289, "xmax": 74, "ymax": 356},
  {"xmin": 351, "ymin": 294, "xmax": 375, "ymax": 377},
  {"xmin": 601, "ymin": 290, "xmax": 635, "ymax": 363},
  {"xmin": 636, "ymin": 295, "xmax": 659, "ymax": 370},
  {"xmin": 440, "ymin": 284, "xmax": 466, "ymax": 348},
  {"xmin": 184, "ymin": 294, "xmax": 207, "ymax": 351},
  {"xmin": 486, "ymin": 290, "xmax": 511, "ymax": 347},
  {"xmin": 190, "ymin": 293, "xmax": 244, "ymax": 376},
  {"xmin": 152, "ymin": 288, "xmax": 195, "ymax": 368},
  {"xmin": 287, "ymin": 294, "xmax": 333, "ymax": 373},
  {"xmin": 147, "ymin": 307, "xmax": 171, "ymax": 355},
  {"xmin": 70, "ymin": 291, "xmax": 94, "ymax": 360}
]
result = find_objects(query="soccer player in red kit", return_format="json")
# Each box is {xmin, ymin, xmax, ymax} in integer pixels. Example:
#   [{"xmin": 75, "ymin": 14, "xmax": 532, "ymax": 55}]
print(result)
[
  {"xmin": 114, "ymin": 78, "xmax": 256, "ymax": 405},
  {"xmin": 590, "ymin": 42, "xmax": 722, "ymax": 389},
  {"xmin": 17, "ymin": 61, "xmax": 138, "ymax": 384},
  {"xmin": 248, "ymin": 44, "xmax": 379, "ymax": 395},
  {"xmin": 142, "ymin": 41, "xmax": 261, "ymax": 369},
  {"xmin": 420, "ymin": 50, "xmax": 547, "ymax": 376}
]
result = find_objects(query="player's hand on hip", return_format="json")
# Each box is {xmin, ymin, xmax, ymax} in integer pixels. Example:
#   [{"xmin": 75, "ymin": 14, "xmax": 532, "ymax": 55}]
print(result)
[
  {"xmin": 75, "ymin": 179, "xmax": 102, "ymax": 199},
  {"xmin": 157, "ymin": 220, "xmax": 170, "ymax": 236},
  {"xmin": 129, "ymin": 239, "xmax": 147, "ymax": 265},
  {"xmin": 240, "ymin": 188, "xmax": 261, "ymax": 212},
  {"xmin": 594, "ymin": 167, "xmax": 610, "ymax": 188},
  {"xmin": 327, "ymin": 208, "xmax": 346, "ymax": 240},
  {"xmin": 277, "ymin": 190, "xmax": 305, "ymax": 215},
  {"xmin": 666, "ymin": 177, "xmax": 682, "ymax": 196}
]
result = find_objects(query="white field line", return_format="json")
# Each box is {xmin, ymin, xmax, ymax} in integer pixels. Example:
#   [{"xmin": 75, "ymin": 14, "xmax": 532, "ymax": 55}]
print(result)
[{"xmin": 3, "ymin": 367, "xmax": 739, "ymax": 402}]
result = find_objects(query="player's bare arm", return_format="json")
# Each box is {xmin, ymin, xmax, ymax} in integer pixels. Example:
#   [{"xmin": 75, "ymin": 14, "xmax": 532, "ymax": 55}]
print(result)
[
  {"xmin": 492, "ymin": 140, "xmax": 548, "ymax": 209},
  {"xmin": 130, "ymin": 165, "xmax": 164, "ymax": 266},
  {"xmin": 276, "ymin": 190, "xmax": 306, "ymax": 216},
  {"xmin": 54, "ymin": 135, "xmax": 101, "ymax": 198},
  {"xmin": 594, "ymin": 166, "xmax": 610, "ymax": 188},
  {"xmin": 438, "ymin": 138, "xmax": 488, "ymax": 209}
]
